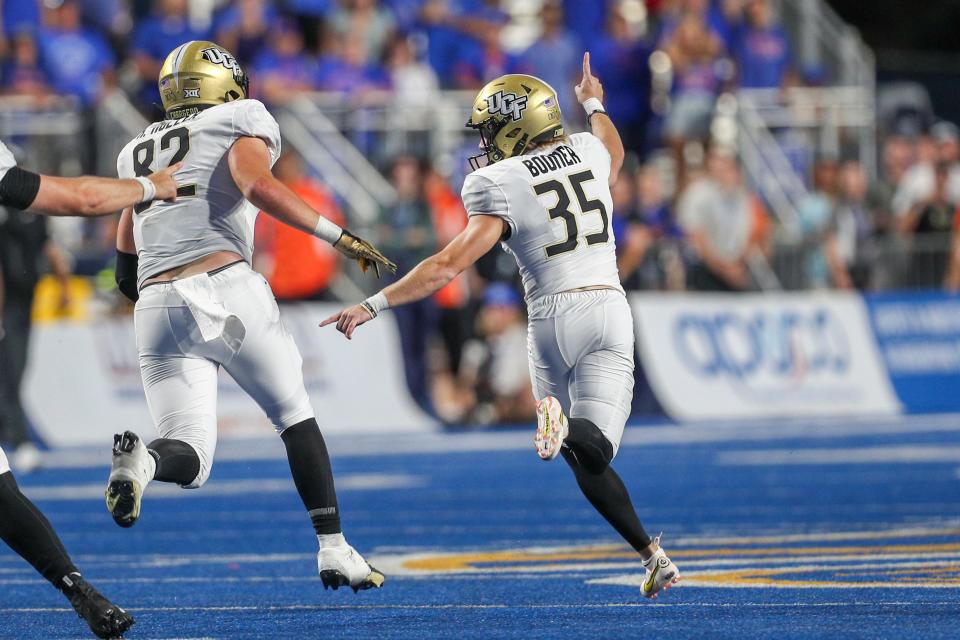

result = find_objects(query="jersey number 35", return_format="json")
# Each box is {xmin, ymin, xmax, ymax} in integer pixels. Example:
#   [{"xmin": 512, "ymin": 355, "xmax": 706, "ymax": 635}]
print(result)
[{"xmin": 534, "ymin": 169, "xmax": 609, "ymax": 258}]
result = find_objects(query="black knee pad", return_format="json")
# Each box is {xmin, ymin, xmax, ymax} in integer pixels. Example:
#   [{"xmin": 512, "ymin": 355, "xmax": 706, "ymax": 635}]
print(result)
[{"xmin": 565, "ymin": 418, "xmax": 614, "ymax": 474}]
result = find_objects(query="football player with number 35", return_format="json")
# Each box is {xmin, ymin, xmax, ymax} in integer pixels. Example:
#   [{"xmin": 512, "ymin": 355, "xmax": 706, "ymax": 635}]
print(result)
[
  {"xmin": 323, "ymin": 53, "xmax": 680, "ymax": 598},
  {"xmin": 107, "ymin": 41, "xmax": 395, "ymax": 593}
]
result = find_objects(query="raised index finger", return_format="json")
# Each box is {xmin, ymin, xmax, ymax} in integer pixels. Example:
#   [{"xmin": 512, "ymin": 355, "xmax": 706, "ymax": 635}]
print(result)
[{"xmin": 583, "ymin": 51, "xmax": 591, "ymax": 78}]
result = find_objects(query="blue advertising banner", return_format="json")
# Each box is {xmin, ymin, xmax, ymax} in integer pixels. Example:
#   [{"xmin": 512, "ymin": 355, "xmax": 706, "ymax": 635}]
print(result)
[
  {"xmin": 631, "ymin": 292, "xmax": 901, "ymax": 420},
  {"xmin": 864, "ymin": 291, "xmax": 960, "ymax": 413}
]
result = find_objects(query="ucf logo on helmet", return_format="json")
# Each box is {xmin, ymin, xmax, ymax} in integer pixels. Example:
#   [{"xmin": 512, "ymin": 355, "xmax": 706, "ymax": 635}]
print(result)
[
  {"xmin": 486, "ymin": 91, "xmax": 528, "ymax": 122},
  {"xmin": 201, "ymin": 47, "xmax": 242, "ymax": 74}
]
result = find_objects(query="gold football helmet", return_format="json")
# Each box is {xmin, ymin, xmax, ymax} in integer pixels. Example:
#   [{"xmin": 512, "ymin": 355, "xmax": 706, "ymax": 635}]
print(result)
[
  {"xmin": 466, "ymin": 74, "xmax": 564, "ymax": 170},
  {"xmin": 158, "ymin": 41, "xmax": 249, "ymax": 118}
]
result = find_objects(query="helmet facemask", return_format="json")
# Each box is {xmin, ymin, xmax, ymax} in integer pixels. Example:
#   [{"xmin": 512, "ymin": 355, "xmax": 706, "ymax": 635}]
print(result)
[{"xmin": 467, "ymin": 116, "xmax": 509, "ymax": 171}]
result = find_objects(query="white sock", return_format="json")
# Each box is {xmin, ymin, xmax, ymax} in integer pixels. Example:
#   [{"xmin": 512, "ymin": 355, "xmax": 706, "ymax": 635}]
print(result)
[{"xmin": 318, "ymin": 532, "xmax": 347, "ymax": 549}]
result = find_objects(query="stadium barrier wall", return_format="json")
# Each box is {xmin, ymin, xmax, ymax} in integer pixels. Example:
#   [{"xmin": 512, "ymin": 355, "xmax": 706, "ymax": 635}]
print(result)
[
  {"xmin": 630, "ymin": 291, "xmax": 903, "ymax": 420},
  {"xmin": 24, "ymin": 305, "xmax": 437, "ymax": 447},
  {"xmin": 863, "ymin": 291, "xmax": 960, "ymax": 414},
  {"xmin": 23, "ymin": 292, "xmax": 960, "ymax": 446}
]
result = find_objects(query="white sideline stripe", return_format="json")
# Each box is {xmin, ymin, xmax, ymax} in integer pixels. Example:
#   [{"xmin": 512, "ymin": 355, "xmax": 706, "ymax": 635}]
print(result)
[
  {"xmin": 717, "ymin": 446, "xmax": 960, "ymax": 466},
  {"xmin": 22, "ymin": 473, "xmax": 422, "ymax": 501},
  {"xmin": 30, "ymin": 413, "xmax": 960, "ymax": 470},
  {"xmin": 2, "ymin": 601, "xmax": 958, "ymax": 614}
]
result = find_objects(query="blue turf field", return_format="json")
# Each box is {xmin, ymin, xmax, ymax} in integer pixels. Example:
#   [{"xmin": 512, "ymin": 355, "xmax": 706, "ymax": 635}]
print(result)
[{"xmin": 2, "ymin": 415, "xmax": 960, "ymax": 639}]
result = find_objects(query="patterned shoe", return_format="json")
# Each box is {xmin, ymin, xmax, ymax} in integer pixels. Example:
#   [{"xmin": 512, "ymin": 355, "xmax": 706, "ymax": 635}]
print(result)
[
  {"xmin": 534, "ymin": 396, "xmax": 569, "ymax": 461},
  {"xmin": 641, "ymin": 536, "xmax": 680, "ymax": 599}
]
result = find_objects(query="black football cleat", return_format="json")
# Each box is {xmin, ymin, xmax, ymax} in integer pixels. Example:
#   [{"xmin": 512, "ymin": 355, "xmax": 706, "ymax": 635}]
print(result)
[{"xmin": 61, "ymin": 573, "xmax": 135, "ymax": 639}]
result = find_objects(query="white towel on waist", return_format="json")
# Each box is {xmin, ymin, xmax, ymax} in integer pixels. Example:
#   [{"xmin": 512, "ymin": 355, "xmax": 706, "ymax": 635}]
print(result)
[{"xmin": 173, "ymin": 275, "xmax": 230, "ymax": 343}]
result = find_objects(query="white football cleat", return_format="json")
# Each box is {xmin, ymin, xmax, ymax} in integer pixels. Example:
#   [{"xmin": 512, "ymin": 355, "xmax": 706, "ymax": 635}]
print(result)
[
  {"xmin": 105, "ymin": 431, "xmax": 156, "ymax": 528},
  {"xmin": 318, "ymin": 540, "xmax": 385, "ymax": 593},
  {"xmin": 534, "ymin": 396, "xmax": 568, "ymax": 461},
  {"xmin": 640, "ymin": 536, "xmax": 680, "ymax": 599}
]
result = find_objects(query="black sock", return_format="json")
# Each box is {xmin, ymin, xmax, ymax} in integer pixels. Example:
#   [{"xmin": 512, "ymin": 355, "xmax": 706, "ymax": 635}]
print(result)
[
  {"xmin": 281, "ymin": 418, "xmax": 341, "ymax": 535},
  {"xmin": 0, "ymin": 471, "xmax": 79, "ymax": 587},
  {"xmin": 565, "ymin": 418, "xmax": 614, "ymax": 474},
  {"xmin": 147, "ymin": 438, "xmax": 201, "ymax": 486},
  {"xmin": 562, "ymin": 449, "xmax": 652, "ymax": 554}
]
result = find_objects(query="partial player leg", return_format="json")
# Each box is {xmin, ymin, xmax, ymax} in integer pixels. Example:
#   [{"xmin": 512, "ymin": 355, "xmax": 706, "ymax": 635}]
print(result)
[
  {"xmin": 219, "ymin": 267, "xmax": 383, "ymax": 591},
  {"xmin": 566, "ymin": 298, "xmax": 679, "ymax": 597},
  {"xmin": 107, "ymin": 351, "xmax": 219, "ymax": 527},
  {"xmin": 531, "ymin": 292, "xmax": 679, "ymax": 597},
  {"xmin": 0, "ymin": 463, "xmax": 135, "ymax": 638}
]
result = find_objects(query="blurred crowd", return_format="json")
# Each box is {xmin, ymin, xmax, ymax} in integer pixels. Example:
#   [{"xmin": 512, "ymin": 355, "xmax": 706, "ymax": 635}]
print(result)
[{"xmin": 4, "ymin": 0, "xmax": 960, "ymax": 432}]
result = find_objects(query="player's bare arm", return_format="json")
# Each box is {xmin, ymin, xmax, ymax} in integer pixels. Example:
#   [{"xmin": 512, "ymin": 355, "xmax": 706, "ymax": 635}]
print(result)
[
  {"xmin": 321, "ymin": 214, "xmax": 506, "ymax": 339},
  {"xmin": 228, "ymin": 136, "xmax": 396, "ymax": 276},
  {"xmin": 575, "ymin": 52, "xmax": 625, "ymax": 184},
  {"xmin": 29, "ymin": 164, "xmax": 180, "ymax": 216}
]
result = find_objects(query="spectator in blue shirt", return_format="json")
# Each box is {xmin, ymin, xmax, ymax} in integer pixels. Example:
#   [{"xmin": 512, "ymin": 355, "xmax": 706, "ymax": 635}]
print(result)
[
  {"xmin": 315, "ymin": 35, "xmax": 390, "ymax": 96},
  {"xmin": 562, "ymin": 0, "xmax": 607, "ymax": 51},
  {"xmin": 385, "ymin": 0, "xmax": 426, "ymax": 32},
  {"xmin": 253, "ymin": 18, "xmax": 318, "ymax": 105},
  {"xmin": 655, "ymin": 0, "xmax": 731, "ymax": 49},
  {"xmin": 450, "ymin": 28, "xmax": 520, "ymax": 90},
  {"xmin": 215, "ymin": 0, "xmax": 278, "ymax": 67},
  {"xmin": 132, "ymin": 0, "xmax": 208, "ymax": 113},
  {"xmin": 732, "ymin": 0, "xmax": 793, "ymax": 89},
  {"xmin": 590, "ymin": 4, "xmax": 652, "ymax": 153},
  {"xmin": 38, "ymin": 0, "xmax": 115, "ymax": 107},
  {"xmin": 520, "ymin": 1, "xmax": 581, "ymax": 118},
  {"xmin": 2, "ymin": 31, "xmax": 50, "ymax": 102},
  {"xmin": 418, "ymin": 0, "xmax": 508, "ymax": 87},
  {"xmin": 3, "ymin": 0, "xmax": 40, "ymax": 37}
]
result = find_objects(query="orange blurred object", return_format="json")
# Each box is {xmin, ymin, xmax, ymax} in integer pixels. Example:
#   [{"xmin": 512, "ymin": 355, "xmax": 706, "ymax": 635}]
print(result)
[
  {"xmin": 255, "ymin": 177, "xmax": 345, "ymax": 299},
  {"xmin": 426, "ymin": 172, "xmax": 469, "ymax": 309}
]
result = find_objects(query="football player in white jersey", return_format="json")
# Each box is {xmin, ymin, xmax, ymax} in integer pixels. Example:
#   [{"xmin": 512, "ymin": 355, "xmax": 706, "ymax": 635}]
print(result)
[
  {"xmin": 105, "ymin": 41, "xmax": 395, "ymax": 593},
  {"xmin": 323, "ymin": 54, "xmax": 680, "ymax": 598},
  {"xmin": 0, "ymin": 140, "xmax": 179, "ymax": 637}
]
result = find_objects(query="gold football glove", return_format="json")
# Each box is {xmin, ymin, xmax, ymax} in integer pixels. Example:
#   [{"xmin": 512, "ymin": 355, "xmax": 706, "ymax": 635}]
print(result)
[{"xmin": 334, "ymin": 230, "xmax": 398, "ymax": 278}]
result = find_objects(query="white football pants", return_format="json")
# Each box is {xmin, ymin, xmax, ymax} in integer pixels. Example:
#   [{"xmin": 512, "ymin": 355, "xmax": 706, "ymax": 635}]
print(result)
[
  {"xmin": 526, "ymin": 289, "xmax": 635, "ymax": 457},
  {"xmin": 134, "ymin": 262, "xmax": 314, "ymax": 488}
]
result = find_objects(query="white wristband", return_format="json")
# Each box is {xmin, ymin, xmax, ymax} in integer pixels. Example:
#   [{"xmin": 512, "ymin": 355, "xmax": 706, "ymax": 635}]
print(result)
[
  {"xmin": 313, "ymin": 216, "xmax": 344, "ymax": 245},
  {"xmin": 360, "ymin": 291, "xmax": 389, "ymax": 318},
  {"xmin": 134, "ymin": 176, "xmax": 156, "ymax": 204},
  {"xmin": 582, "ymin": 97, "xmax": 604, "ymax": 115}
]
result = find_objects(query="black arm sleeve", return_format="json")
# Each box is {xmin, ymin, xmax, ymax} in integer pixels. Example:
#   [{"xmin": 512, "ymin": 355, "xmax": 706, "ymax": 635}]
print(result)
[
  {"xmin": 116, "ymin": 251, "xmax": 139, "ymax": 303},
  {"xmin": 0, "ymin": 166, "xmax": 42, "ymax": 210}
]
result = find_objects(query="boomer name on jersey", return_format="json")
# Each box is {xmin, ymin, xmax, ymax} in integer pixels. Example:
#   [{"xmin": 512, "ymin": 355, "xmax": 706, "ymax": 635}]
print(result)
[{"xmin": 521, "ymin": 145, "xmax": 582, "ymax": 177}]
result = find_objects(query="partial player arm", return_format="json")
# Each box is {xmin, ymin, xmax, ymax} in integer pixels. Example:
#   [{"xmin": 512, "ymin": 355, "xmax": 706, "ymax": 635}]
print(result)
[
  {"xmin": 321, "ymin": 214, "xmax": 506, "ymax": 339},
  {"xmin": 26, "ymin": 165, "xmax": 180, "ymax": 217},
  {"xmin": 114, "ymin": 207, "xmax": 140, "ymax": 303},
  {"xmin": 228, "ymin": 136, "xmax": 396, "ymax": 276},
  {"xmin": 575, "ymin": 52, "xmax": 624, "ymax": 184}
]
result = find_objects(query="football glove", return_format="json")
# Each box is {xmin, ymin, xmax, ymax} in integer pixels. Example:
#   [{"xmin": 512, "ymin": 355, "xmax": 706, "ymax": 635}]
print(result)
[{"xmin": 334, "ymin": 230, "xmax": 398, "ymax": 278}]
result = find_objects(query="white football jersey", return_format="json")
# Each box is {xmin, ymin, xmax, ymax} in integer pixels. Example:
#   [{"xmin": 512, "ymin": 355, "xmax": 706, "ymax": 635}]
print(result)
[
  {"xmin": 0, "ymin": 139, "xmax": 16, "ymax": 180},
  {"xmin": 117, "ymin": 99, "xmax": 281, "ymax": 288},
  {"xmin": 461, "ymin": 133, "xmax": 621, "ymax": 303}
]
